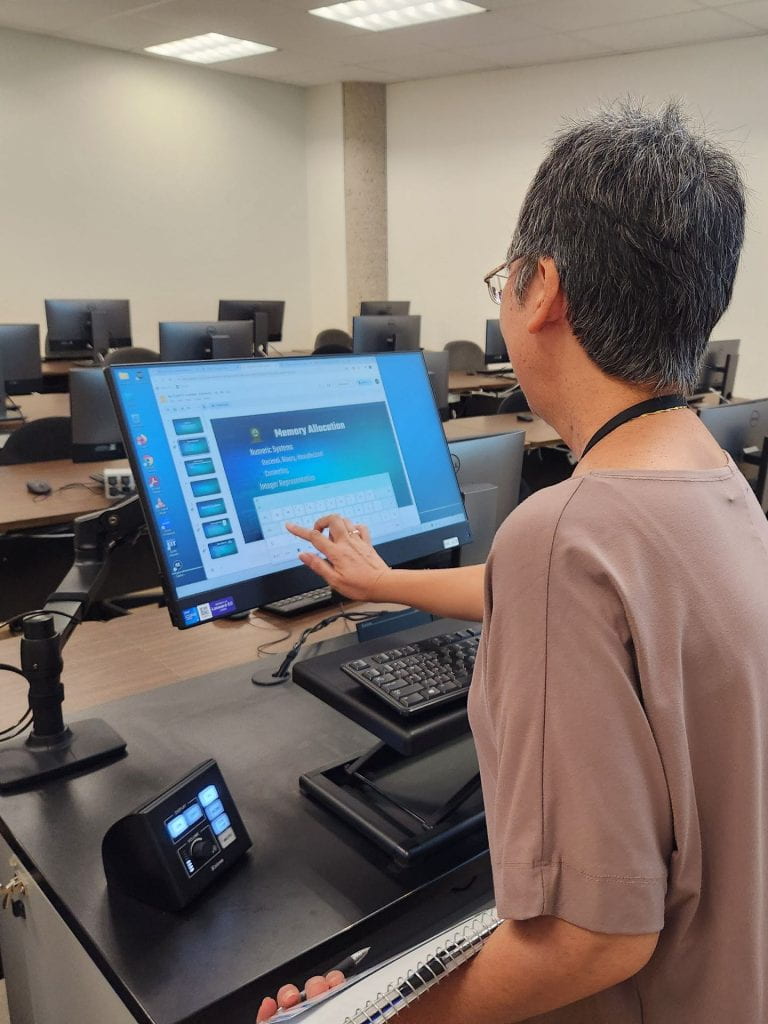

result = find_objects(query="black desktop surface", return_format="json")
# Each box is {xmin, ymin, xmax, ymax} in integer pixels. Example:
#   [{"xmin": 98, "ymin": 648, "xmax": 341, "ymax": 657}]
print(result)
[{"xmin": 0, "ymin": 647, "xmax": 491, "ymax": 1024}]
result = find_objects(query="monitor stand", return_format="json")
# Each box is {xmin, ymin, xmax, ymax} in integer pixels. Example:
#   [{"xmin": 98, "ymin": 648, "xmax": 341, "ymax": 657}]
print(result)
[
  {"xmin": 292, "ymin": 616, "xmax": 486, "ymax": 865},
  {"xmin": 0, "ymin": 365, "xmax": 23, "ymax": 425}
]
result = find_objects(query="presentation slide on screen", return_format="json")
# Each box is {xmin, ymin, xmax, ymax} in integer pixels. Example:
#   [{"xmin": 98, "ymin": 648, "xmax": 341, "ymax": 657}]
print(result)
[{"xmin": 210, "ymin": 402, "xmax": 414, "ymax": 545}]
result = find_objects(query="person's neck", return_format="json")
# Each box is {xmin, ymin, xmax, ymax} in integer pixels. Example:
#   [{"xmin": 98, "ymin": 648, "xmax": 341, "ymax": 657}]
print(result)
[{"xmin": 543, "ymin": 378, "xmax": 667, "ymax": 459}]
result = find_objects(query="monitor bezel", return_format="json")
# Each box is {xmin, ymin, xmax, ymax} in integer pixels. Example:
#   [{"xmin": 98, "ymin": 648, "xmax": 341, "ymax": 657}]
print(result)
[{"xmin": 106, "ymin": 353, "xmax": 471, "ymax": 629}]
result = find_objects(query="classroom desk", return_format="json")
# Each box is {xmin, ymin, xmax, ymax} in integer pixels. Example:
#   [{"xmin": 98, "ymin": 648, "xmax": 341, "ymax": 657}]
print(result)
[
  {"xmin": 0, "ymin": 604, "xmax": 492, "ymax": 1024},
  {"xmin": 445, "ymin": 411, "xmax": 562, "ymax": 448},
  {"xmin": 0, "ymin": 458, "xmax": 127, "ymax": 531},
  {"xmin": 448, "ymin": 371, "xmax": 514, "ymax": 392},
  {"xmin": 0, "ymin": 391, "xmax": 70, "ymax": 431}
]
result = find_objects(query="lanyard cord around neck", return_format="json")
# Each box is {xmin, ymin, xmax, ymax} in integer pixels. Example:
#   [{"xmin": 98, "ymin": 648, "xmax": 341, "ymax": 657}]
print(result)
[{"xmin": 580, "ymin": 394, "xmax": 689, "ymax": 460}]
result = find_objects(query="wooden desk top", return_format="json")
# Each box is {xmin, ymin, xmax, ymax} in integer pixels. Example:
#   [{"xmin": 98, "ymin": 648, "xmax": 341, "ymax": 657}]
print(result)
[
  {"xmin": 445, "ymin": 412, "xmax": 562, "ymax": 448},
  {"xmin": 448, "ymin": 371, "xmax": 514, "ymax": 392},
  {"xmin": 41, "ymin": 359, "xmax": 79, "ymax": 376},
  {"xmin": 0, "ymin": 457, "xmax": 127, "ymax": 531},
  {"xmin": 0, "ymin": 391, "xmax": 70, "ymax": 431}
]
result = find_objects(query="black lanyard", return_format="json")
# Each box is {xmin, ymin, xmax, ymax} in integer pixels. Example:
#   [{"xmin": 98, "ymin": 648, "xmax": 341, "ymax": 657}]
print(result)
[{"xmin": 581, "ymin": 394, "xmax": 688, "ymax": 459}]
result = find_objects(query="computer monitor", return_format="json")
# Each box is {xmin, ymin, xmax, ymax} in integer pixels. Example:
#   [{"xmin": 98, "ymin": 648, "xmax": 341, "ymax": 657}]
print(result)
[
  {"xmin": 106, "ymin": 353, "xmax": 471, "ymax": 629},
  {"xmin": 44, "ymin": 299, "xmax": 132, "ymax": 359},
  {"xmin": 217, "ymin": 300, "xmax": 285, "ymax": 347},
  {"xmin": 0, "ymin": 325, "xmax": 43, "ymax": 394},
  {"xmin": 484, "ymin": 319, "xmax": 510, "ymax": 368},
  {"xmin": 359, "ymin": 301, "xmax": 411, "ymax": 317},
  {"xmin": 69, "ymin": 367, "xmax": 125, "ymax": 463},
  {"xmin": 422, "ymin": 350, "xmax": 449, "ymax": 414},
  {"xmin": 352, "ymin": 315, "xmax": 421, "ymax": 354},
  {"xmin": 699, "ymin": 399, "xmax": 768, "ymax": 512},
  {"xmin": 159, "ymin": 322, "xmax": 255, "ymax": 362},
  {"xmin": 696, "ymin": 339, "xmax": 740, "ymax": 399},
  {"xmin": 447, "ymin": 431, "xmax": 525, "ymax": 532}
]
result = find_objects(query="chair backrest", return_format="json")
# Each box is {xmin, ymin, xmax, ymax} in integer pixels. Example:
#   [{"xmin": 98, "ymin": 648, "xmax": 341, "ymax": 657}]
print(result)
[
  {"xmin": 0, "ymin": 416, "xmax": 72, "ymax": 465},
  {"xmin": 314, "ymin": 329, "xmax": 352, "ymax": 353},
  {"xmin": 497, "ymin": 390, "xmax": 529, "ymax": 415},
  {"xmin": 443, "ymin": 340, "xmax": 484, "ymax": 372},
  {"xmin": 103, "ymin": 347, "xmax": 160, "ymax": 366}
]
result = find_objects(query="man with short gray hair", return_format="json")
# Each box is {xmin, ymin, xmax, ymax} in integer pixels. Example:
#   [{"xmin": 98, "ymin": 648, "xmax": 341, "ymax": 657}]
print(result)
[{"xmin": 260, "ymin": 102, "xmax": 764, "ymax": 1023}]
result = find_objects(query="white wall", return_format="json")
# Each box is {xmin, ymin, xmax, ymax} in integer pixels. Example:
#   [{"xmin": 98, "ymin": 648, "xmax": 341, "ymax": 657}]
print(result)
[
  {"xmin": 387, "ymin": 36, "xmax": 768, "ymax": 395},
  {"xmin": 0, "ymin": 28, "xmax": 310, "ymax": 351},
  {"xmin": 306, "ymin": 83, "xmax": 347, "ymax": 339}
]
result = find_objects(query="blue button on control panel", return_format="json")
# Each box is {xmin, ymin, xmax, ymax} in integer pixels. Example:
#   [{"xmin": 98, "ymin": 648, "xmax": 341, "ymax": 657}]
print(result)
[
  {"xmin": 167, "ymin": 814, "xmax": 187, "ymax": 840},
  {"xmin": 205, "ymin": 798, "xmax": 224, "ymax": 821},
  {"xmin": 198, "ymin": 785, "xmax": 219, "ymax": 807},
  {"xmin": 184, "ymin": 803, "xmax": 203, "ymax": 827},
  {"xmin": 211, "ymin": 812, "xmax": 230, "ymax": 836}
]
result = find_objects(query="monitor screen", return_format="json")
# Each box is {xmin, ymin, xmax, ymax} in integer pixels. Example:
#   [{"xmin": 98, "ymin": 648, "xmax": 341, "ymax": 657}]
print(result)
[
  {"xmin": 159, "ymin": 322, "xmax": 255, "ymax": 362},
  {"xmin": 696, "ymin": 339, "xmax": 739, "ymax": 399},
  {"xmin": 484, "ymin": 320, "xmax": 508, "ymax": 366},
  {"xmin": 217, "ymin": 301, "xmax": 285, "ymax": 343},
  {"xmin": 107, "ymin": 353, "xmax": 471, "ymax": 629},
  {"xmin": 0, "ymin": 324, "xmax": 42, "ymax": 393},
  {"xmin": 70, "ymin": 367, "xmax": 125, "ymax": 462},
  {"xmin": 359, "ymin": 301, "xmax": 411, "ymax": 317},
  {"xmin": 352, "ymin": 315, "xmax": 421, "ymax": 354},
  {"xmin": 44, "ymin": 300, "xmax": 131, "ymax": 358}
]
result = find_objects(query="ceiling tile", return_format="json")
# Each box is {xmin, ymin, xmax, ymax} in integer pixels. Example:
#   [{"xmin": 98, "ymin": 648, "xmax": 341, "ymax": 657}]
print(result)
[
  {"xmin": 721, "ymin": 1, "xmax": 768, "ymax": 28},
  {"xmin": 513, "ymin": 0, "xmax": 700, "ymax": 32},
  {"xmin": 357, "ymin": 48, "xmax": 504, "ymax": 79},
  {"xmin": 574, "ymin": 8, "xmax": 763, "ymax": 50},
  {"xmin": 374, "ymin": 7, "xmax": 546, "ymax": 48},
  {"xmin": 0, "ymin": 0, "xmax": 164, "ymax": 32},
  {"xmin": 456, "ymin": 30, "xmax": 617, "ymax": 65}
]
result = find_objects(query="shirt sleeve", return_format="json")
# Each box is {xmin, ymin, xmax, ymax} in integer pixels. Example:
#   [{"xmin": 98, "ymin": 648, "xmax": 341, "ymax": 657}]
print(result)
[{"xmin": 470, "ymin": 479, "xmax": 672, "ymax": 934}]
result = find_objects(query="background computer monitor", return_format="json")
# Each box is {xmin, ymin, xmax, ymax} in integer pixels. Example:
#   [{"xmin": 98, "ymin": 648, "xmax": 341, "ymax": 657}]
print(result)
[
  {"xmin": 352, "ymin": 315, "xmax": 421, "ymax": 354},
  {"xmin": 217, "ymin": 300, "xmax": 285, "ymax": 346},
  {"xmin": 484, "ymin": 319, "xmax": 509, "ymax": 367},
  {"xmin": 696, "ymin": 339, "xmax": 740, "ymax": 399},
  {"xmin": 69, "ymin": 367, "xmax": 125, "ymax": 463},
  {"xmin": 422, "ymin": 349, "xmax": 449, "ymax": 416},
  {"xmin": 448, "ymin": 431, "xmax": 525, "ymax": 532},
  {"xmin": 107, "ymin": 352, "xmax": 471, "ymax": 628},
  {"xmin": 0, "ymin": 324, "xmax": 43, "ymax": 394},
  {"xmin": 699, "ymin": 399, "xmax": 768, "ymax": 512},
  {"xmin": 159, "ymin": 322, "xmax": 255, "ymax": 362},
  {"xmin": 44, "ymin": 299, "xmax": 132, "ymax": 359},
  {"xmin": 359, "ymin": 301, "xmax": 411, "ymax": 316}
]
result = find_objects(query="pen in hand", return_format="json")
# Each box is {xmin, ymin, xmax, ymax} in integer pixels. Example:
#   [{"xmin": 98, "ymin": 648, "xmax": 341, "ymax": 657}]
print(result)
[{"xmin": 298, "ymin": 947, "xmax": 371, "ymax": 1002}]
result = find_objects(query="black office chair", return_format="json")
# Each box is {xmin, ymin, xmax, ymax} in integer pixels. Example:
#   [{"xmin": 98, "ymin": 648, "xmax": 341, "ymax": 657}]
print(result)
[
  {"xmin": 0, "ymin": 416, "xmax": 72, "ymax": 465},
  {"xmin": 460, "ymin": 393, "xmax": 502, "ymax": 417},
  {"xmin": 497, "ymin": 390, "xmax": 529, "ymax": 414},
  {"xmin": 313, "ymin": 329, "xmax": 352, "ymax": 355},
  {"xmin": 103, "ymin": 347, "xmax": 160, "ymax": 365},
  {"xmin": 443, "ymin": 340, "xmax": 484, "ymax": 372}
]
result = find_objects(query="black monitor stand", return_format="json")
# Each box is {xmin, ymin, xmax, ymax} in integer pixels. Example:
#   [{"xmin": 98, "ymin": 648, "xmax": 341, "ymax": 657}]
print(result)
[
  {"xmin": 292, "ymin": 616, "xmax": 486, "ymax": 865},
  {"xmin": 0, "ymin": 354, "xmax": 23, "ymax": 425}
]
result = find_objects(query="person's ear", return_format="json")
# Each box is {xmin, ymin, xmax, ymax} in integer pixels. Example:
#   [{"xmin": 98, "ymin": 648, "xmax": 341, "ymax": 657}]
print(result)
[{"xmin": 526, "ymin": 258, "xmax": 567, "ymax": 334}]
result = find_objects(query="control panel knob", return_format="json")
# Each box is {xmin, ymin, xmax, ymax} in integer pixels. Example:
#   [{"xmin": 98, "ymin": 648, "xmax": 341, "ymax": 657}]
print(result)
[{"xmin": 189, "ymin": 836, "xmax": 217, "ymax": 865}]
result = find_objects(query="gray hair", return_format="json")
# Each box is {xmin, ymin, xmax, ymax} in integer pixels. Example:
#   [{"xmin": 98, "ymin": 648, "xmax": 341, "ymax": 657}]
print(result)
[{"xmin": 508, "ymin": 101, "xmax": 746, "ymax": 394}]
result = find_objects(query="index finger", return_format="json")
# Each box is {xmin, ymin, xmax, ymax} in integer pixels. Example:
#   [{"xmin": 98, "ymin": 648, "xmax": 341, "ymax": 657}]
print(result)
[{"xmin": 284, "ymin": 522, "xmax": 335, "ymax": 558}]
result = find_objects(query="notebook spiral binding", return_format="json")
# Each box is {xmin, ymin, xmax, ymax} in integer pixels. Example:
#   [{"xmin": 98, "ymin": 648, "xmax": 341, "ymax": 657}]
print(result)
[{"xmin": 343, "ymin": 909, "xmax": 501, "ymax": 1024}]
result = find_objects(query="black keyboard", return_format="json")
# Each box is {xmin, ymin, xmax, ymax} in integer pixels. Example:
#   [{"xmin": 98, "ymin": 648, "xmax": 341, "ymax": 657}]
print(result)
[
  {"xmin": 261, "ymin": 587, "xmax": 335, "ymax": 616},
  {"xmin": 341, "ymin": 626, "xmax": 481, "ymax": 716}
]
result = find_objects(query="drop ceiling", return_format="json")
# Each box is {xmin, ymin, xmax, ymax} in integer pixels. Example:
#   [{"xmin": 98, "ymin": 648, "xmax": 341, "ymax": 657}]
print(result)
[{"xmin": 0, "ymin": 0, "xmax": 765, "ymax": 86}]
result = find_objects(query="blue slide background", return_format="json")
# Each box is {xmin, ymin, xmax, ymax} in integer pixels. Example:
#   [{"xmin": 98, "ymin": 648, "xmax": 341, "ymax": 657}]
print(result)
[{"xmin": 211, "ymin": 402, "xmax": 410, "ymax": 543}]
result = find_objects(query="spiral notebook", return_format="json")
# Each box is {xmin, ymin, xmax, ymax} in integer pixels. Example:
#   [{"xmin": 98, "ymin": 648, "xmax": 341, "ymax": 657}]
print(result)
[{"xmin": 272, "ymin": 905, "xmax": 501, "ymax": 1023}]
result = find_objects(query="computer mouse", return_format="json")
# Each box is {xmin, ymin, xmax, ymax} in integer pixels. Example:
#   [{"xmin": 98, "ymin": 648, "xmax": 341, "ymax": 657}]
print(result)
[{"xmin": 26, "ymin": 479, "xmax": 52, "ymax": 495}]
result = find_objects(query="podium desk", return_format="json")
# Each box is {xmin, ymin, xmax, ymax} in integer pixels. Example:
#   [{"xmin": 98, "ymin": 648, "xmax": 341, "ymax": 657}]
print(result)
[{"xmin": 0, "ymin": 607, "xmax": 492, "ymax": 1024}]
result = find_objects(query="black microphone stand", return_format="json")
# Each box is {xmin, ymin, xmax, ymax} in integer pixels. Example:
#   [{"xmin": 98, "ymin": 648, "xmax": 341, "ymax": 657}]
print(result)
[{"xmin": 0, "ymin": 495, "xmax": 145, "ymax": 792}]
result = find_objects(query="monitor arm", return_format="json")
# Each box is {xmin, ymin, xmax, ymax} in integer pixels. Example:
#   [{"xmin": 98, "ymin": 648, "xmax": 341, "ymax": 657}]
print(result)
[{"xmin": 1, "ymin": 496, "xmax": 145, "ymax": 792}]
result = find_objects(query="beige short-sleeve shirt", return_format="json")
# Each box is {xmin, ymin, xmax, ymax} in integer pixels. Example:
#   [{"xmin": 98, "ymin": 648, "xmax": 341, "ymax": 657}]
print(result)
[{"xmin": 468, "ymin": 458, "xmax": 768, "ymax": 1022}]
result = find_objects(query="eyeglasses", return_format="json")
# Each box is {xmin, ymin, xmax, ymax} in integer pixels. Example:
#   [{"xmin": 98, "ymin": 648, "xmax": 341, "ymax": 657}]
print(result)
[{"xmin": 483, "ymin": 262, "xmax": 509, "ymax": 305}]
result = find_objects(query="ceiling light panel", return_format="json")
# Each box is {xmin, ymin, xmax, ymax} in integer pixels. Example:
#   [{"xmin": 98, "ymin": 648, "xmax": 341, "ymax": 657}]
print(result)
[
  {"xmin": 310, "ymin": 0, "xmax": 487, "ymax": 32},
  {"xmin": 145, "ymin": 33, "xmax": 276, "ymax": 64}
]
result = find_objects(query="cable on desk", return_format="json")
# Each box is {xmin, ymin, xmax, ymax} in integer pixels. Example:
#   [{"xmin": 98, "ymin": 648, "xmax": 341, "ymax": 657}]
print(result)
[
  {"xmin": 251, "ymin": 609, "xmax": 385, "ymax": 687},
  {"xmin": 33, "ymin": 481, "xmax": 104, "ymax": 503}
]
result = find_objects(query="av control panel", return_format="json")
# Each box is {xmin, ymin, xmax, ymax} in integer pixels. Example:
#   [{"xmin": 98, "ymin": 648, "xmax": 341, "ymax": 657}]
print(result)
[{"xmin": 103, "ymin": 759, "xmax": 251, "ymax": 910}]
